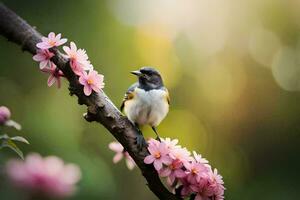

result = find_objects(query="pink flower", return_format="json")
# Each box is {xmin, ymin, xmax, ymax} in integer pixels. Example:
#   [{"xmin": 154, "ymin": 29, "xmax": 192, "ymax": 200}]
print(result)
[
  {"xmin": 144, "ymin": 142, "xmax": 172, "ymax": 171},
  {"xmin": 190, "ymin": 168, "xmax": 225, "ymax": 200},
  {"xmin": 207, "ymin": 168, "xmax": 225, "ymax": 198},
  {"xmin": 159, "ymin": 159, "xmax": 186, "ymax": 185},
  {"xmin": 0, "ymin": 106, "xmax": 21, "ymax": 130},
  {"xmin": 108, "ymin": 141, "xmax": 135, "ymax": 170},
  {"xmin": 179, "ymin": 176, "xmax": 194, "ymax": 197},
  {"xmin": 36, "ymin": 32, "xmax": 67, "ymax": 49},
  {"xmin": 143, "ymin": 138, "xmax": 225, "ymax": 199},
  {"xmin": 63, "ymin": 42, "xmax": 93, "ymax": 75},
  {"xmin": 79, "ymin": 70, "xmax": 104, "ymax": 96},
  {"xmin": 40, "ymin": 64, "xmax": 64, "ymax": 88},
  {"xmin": 169, "ymin": 147, "xmax": 192, "ymax": 169},
  {"xmin": 185, "ymin": 161, "xmax": 210, "ymax": 184},
  {"xmin": 6, "ymin": 153, "xmax": 81, "ymax": 198},
  {"xmin": 0, "ymin": 106, "xmax": 11, "ymax": 124},
  {"xmin": 32, "ymin": 49, "xmax": 54, "ymax": 69}
]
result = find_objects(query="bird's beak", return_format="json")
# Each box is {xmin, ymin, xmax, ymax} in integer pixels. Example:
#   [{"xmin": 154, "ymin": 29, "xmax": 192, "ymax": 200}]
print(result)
[{"xmin": 130, "ymin": 70, "xmax": 142, "ymax": 76}]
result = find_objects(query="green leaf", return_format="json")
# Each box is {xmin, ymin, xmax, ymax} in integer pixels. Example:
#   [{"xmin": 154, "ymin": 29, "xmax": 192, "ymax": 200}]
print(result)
[
  {"xmin": 10, "ymin": 136, "xmax": 30, "ymax": 144},
  {"xmin": 0, "ymin": 134, "xmax": 9, "ymax": 140},
  {"xmin": 0, "ymin": 139, "xmax": 24, "ymax": 159},
  {"xmin": 0, "ymin": 134, "xmax": 29, "ymax": 159},
  {"xmin": 4, "ymin": 120, "xmax": 21, "ymax": 130}
]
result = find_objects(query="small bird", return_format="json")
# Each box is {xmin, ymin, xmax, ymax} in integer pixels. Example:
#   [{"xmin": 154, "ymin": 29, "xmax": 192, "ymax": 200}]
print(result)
[{"xmin": 121, "ymin": 67, "xmax": 170, "ymax": 148}]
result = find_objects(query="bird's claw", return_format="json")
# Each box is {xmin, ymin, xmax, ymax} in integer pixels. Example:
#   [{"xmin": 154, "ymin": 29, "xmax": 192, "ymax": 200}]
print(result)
[
  {"xmin": 155, "ymin": 136, "xmax": 161, "ymax": 142},
  {"xmin": 135, "ymin": 134, "xmax": 147, "ymax": 150}
]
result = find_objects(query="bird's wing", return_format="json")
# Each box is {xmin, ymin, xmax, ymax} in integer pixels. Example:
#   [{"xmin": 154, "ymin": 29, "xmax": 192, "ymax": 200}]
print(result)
[
  {"xmin": 120, "ymin": 83, "xmax": 138, "ymax": 111},
  {"xmin": 162, "ymin": 87, "xmax": 170, "ymax": 105}
]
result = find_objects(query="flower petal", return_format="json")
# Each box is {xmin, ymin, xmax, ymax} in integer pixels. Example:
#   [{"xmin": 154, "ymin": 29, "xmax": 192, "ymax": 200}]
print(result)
[
  {"xmin": 47, "ymin": 75, "xmax": 56, "ymax": 87},
  {"xmin": 153, "ymin": 160, "xmax": 163, "ymax": 171},
  {"xmin": 37, "ymin": 42, "xmax": 51, "ymax": 49},
  {"xmin": 91, "ymin": 84, "xmax": 101, "ymax": 93},
  {"xmin": 161, "ymin": 155, "xmax": 172, "ymax": 165},
  {"xmin": 48, "ymin": 32, "xmax": 55, "ymax": 39},
  {"xmin": 55, "ymin": 33, "xmax": 61, "ymax": 40},
  {"xmin": 125, "ymin": 159, "xmax": 135, "ymax": 170},
  {"xmin": 108, "ymin": 142, "xmax": 123, "ymax": 152},
  {"xmin": 63, "ymin": 46, "xmax": 71, "ymax": 56},
  {"xmin": 39, "ymin": 60, "xmax": 48, "ymax": 69},
  {"xmin": 32, "ymin": 54, "xmax": 45, "ymax": 61},
  {"xmin": 57, "ymin": 38, "xmax": 67, "ymax": 46},
  {"xmin": 70, "ymin": 42, "xmax": 77, "ymax": 51},
  {"xmin": 148, "ymin": 145, "xmax": 158, "ymax": 155},
  {"xmin": 83, "ymin": 86, "xmax": 92, "ymax": 96},
  {"xmin": 113, "ymin": 153, "xmax": 123, "ymax": 163},
  {"xmin": 159, "ymin": 168, "xmax": 171, "ymax": 177},
  {"xmin": 144, "ymin": 155, "xmax": 155, "ymax": 164},
  {"xmin": 174, "ymin": 169, "xmax": 186, "ymax": 178}
]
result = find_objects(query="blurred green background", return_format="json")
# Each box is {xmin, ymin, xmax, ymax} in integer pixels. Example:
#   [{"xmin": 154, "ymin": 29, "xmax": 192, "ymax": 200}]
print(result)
[{"xmin": 1, "ymin": 0, "xmax": 300, "ymax": 199}]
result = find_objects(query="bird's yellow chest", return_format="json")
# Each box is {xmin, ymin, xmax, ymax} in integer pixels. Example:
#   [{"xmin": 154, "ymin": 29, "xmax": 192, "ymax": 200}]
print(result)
[{"xmin": 124, "ymin": 88, "xmax": 169, "ymax": 127}]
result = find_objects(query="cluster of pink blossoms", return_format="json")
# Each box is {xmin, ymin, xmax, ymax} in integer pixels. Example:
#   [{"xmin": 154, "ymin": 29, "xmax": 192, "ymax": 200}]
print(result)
[
  {"xmin": 109, "ymin": 138, "xmax": 225, "ymax": 199},
  {"xmin": 144, "ymin": 138, "xmax": 225, "ymax": 200},
  {"xmin": 33, "ymin": 32, "xmax": 104, "ymax": 96},
  {"xmin": 6, "ymin": 153, "xmax": 81, "ymax": 199}
]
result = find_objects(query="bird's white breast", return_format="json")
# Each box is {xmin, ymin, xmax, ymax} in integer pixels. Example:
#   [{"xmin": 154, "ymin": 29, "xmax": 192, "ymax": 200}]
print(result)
[{"xmin": 124, "ymin": 88, "xmax": 169, "ymax": 127}]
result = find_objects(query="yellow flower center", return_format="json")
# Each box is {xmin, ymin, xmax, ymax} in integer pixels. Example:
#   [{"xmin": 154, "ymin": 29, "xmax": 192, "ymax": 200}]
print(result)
[
  {"xmin": 49, "ymin": 40, "xmax": 56, "ymax": 46},
  {"xmin": 192, "ymin": 168, "xmax": 198, "ymax": 174},
  {"xmin": 154, "ymin": 152, "xmax": 161, "ymax": 159},
  {"xmin": 70, "ymin": 53, "xmax": 76, "ymax": 59},
  {"xmin": 87, "ymin": 79, "xmax": 93, "ymax": 85},
  {"xmin": 169, "ymin": 163, "xmax": 175, "ymax": 170}
]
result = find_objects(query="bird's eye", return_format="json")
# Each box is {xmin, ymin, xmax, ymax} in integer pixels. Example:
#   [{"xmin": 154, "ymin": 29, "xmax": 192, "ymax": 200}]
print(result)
[{"xmin": 144, "ymin": 71, "xmax": 152, "ymax": 76}]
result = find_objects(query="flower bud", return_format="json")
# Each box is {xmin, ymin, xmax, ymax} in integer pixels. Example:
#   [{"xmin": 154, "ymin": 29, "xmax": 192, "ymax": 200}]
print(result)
[{"xmin": 0, "ymin": 106, "xmax": 11, "ymax": 124}]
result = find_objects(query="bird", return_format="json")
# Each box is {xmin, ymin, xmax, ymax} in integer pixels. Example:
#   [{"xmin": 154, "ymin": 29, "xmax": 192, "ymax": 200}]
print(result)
[{"xmin": 121, "ymin": 67, "xmax": 170, "ymax": 148}]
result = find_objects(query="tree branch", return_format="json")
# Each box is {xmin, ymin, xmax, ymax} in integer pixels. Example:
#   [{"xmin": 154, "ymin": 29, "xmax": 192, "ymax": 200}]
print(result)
[{"xmin": 0, "ymin": 3, "xmax": 181, "ymax": 200}]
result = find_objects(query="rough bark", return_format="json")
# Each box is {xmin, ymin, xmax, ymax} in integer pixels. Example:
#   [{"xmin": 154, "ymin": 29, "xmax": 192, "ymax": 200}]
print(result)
[{"xmin": 0, "ymin": 3, "xmax": 181, "ymax": 200}]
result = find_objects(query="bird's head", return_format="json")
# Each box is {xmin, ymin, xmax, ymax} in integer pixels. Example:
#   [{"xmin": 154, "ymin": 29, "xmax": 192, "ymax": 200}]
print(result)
[{"xmin": 131, "ymin": 67, "xmax": 164, "ymax": 90}]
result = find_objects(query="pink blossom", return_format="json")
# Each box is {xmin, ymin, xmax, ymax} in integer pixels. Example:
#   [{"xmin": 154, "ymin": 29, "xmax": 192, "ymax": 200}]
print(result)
[
  {"xmin": 32, "ymin": 49, "xmax": 54, "ymax": 69},
  {"xmin": 190, "ymin": 178, "xmax": 212, "ymax": 200},
  {"xmin": 144, "ymin": 142, "xmax": 172, "ymax": 171},
  {"xmin": 6, "ymin": 153, "xmax": 81, "ymax": 198},
  {"xmin": 179, "ymin": 176, "xmax": 194, "ymax": 197},
  {"xmin": 207, "ymin": 168, "xmax": 225, "ymax": 198},
  {"xmin": 36, "ymin": 32, "xmax": 67, "ymax": 49},
  {"xmin": 40, "ymin": 64, "xmax": 64, "ymax": 88},
  {"xmin": 159, "ymin": 159, "xmax": 186, "ymax": 185},
  {"xmin": 190, "ymin": 168, "xmax": 225, "ymax": 200},
  {"xmin": 0, "ymin": 106, "xmax": 11, "ymax": 124},
  {"xmin": 79, "ymin": 70, "xmax": 104, "ymax": 96},
  {"xmin": 63, "ymin": 42, "xmax": 93, "ymax": 75},
  {"xmin": 108, "ymin": 141, "xmax": 135, "ymax": 170},
  {"xmin": 169, "ymin": 147, "xmax": 192, "ymax": 169},
  {"xmin": 185, "ymin": 161, "xmax": 210, "ymax": 184},
  {"xmin": 143, "ymin": 138, "xmax": 225, "ymax": 199}
]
